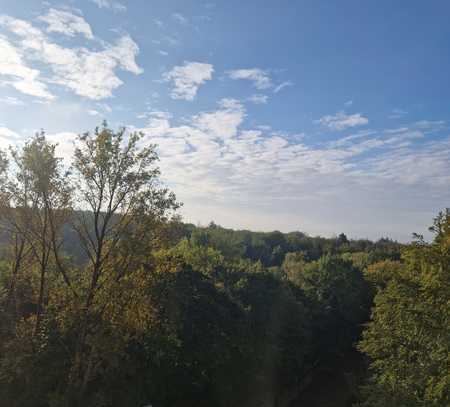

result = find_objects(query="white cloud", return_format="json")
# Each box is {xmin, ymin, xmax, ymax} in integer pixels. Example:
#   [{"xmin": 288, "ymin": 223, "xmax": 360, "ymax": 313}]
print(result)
[
  {"xmin": 228, "ymin": 68, "xmax": 272, "ymax": 90},
  {"xmin": 163, "ymin": 61, "xmax": 213, "ymax": 101},
  {"xmin": 135, "ymin": 101, "xmax": 354, "ymax": 199},
  {"xmin": 172, "ymin": 13, "xmax": 189, "ymax": 25},
  {"xmin": 344, "ymin": 100, "xmax": 353, "ymax": 107},
  {"xmin": 317, "ymin": 111, "xmax": 369, "ymax": 130},
  {"xmin": 134, "ymin": 100, "xmax": 361, "ymax": 205},
  {"xmin": 0, "ymin": 14, "xmax": 142, "ymax": 100},
  {"xmin": 0, "ymin": 95, "xmax": 25, "ymax": 106},
  {"xmin": 0, "ymin": 36, "xmax": 54, "ymax": 100},
  {"xmin": 248, "ymin": 94, "xmax": 269, "ymax": 104},
  {"xmin": 363, "ymin": 136, "xmax": 450, "ymax": 187},
  {"xmin": 38, "ymin": 8, "xmax": 93, "ymax": 39},
  {"xmin": 0, "ymin": 126, "xmax": 21, "ymax": 147},
  {"xmin": 46, "ymin": 132, "xmax": 78, "ymax": 163},
  {"xmin": 0, "ymin": 16, "xmax": 41, "ymax": 38},
  {"xmin": 192, "ymin": 98, "xmax": 245, "ymax": 138},
  {"xmin": 159, "ymin": 50, "xmax": 168, "ymax": 56},
  {"xmin": 89, "ymin": 0, "xmax": 126, "ymax": 12},
  {"xmin": 106, "ymin": 35, "xmax": 143, "ymax": 75},
  {"xmin": 273, "ymin": 81, "xmax": 293, "ymax": 93}
]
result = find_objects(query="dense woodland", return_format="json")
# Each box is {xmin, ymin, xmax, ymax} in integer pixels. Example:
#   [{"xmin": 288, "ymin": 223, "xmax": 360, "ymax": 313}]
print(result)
[{"xmin": 0, "ymin": 125, "xmax": 448, "ymax": 407}]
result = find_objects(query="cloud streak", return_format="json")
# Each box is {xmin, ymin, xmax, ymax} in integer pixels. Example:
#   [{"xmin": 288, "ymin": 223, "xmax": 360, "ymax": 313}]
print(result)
[
  {"xmin": 228, "ymin": 68, "xmax": 272, "ymax": 90},
  {"xmin": 89, "ymin": 0, "xmax": 126, "ymax": 12},
  {"xmin": 172, "ymin": 13, "xmax": 189, "ymax": 25},
  {"xmin": 248, "ymin": 94, "xmax": 269, "ymax": 104},
  {"xmin": 317, "ymin": 111, "xmax": 369, "ymax": 130},
  {"xmin": 273, "ymin": 81, "xmax": 293, "ymax": 93}
]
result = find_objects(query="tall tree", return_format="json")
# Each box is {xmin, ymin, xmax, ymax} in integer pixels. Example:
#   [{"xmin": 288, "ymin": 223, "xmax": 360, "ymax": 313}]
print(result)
[
  {"xmin": 69, "ymin": 124, "xmax": 179, "ymax": 403},
  {"xmin": 0, "ymin": 135, "xmax": 72, "ymax": 331},
  {"xmin": 359, "ymin": 210, "xmax": 450, "ymax": 406}
]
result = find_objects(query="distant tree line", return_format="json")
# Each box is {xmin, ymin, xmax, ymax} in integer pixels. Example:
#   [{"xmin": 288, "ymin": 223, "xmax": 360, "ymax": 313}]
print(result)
[{"xmin": 172, "ymin": 222, "xmax": 402, "ymax": 267}]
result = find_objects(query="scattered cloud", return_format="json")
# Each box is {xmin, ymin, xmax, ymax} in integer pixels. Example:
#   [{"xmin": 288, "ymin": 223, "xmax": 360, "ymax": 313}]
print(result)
[
  {"xmin": 0, "ymin": 14, "xmax": 142, "ymax": 100},
  {"xmin": 362, "ymin": 136, "xmax": 450, "ymax": 187},
  {"xmin": 172, "ymin": 13, "xmax": 189, "ymax": 25},
  {"xmin": 130, "ymin": 100, "xmax": 449, "ymax": 240},
  {"xmin": 248, "ymin": 94, "xmax": 269, "ymax": 104},
  {"xmin": 153, "ymin": 18, "xmax": 183, "ymax": 45},
  {"xmin": 38, "ymin": 8, "xmax": 93, "ymax": 39},
  {"xmin": 330, "ymin": 125, "xmax": 425, "ymax": 154},
  {"xmin": 196, "ymin": 15, "xmax": 212, "ymax": 23},
  {"xmin": 344, "ymin": 100, "xmax": 353, "ymax": 107},
  {"xmin": 273, "ymin": 81, "xmax": 293, "ymax": 93},
  {"xmin": 159, "ymin": 50, "xmax": 168, "ymax": 56},
  {"xmin": 317, "ymin": 111, "xmax": 369, "ymax": 130},
  {"xmin": 138, "ymin": 110, "xmax": 172, "ymax": 133},
  {"xmin": 0, "ymin": 95, "xmax": 25, "ymax": 106},
  {"xmin": 89, "ymin": 0, "xmax": 126, "ymax": 12},
  {"xmin": 413, "ymin": 120, "xmax": 445, "ymax": 130},
  {"xmin": 388, "ymin": 108, "xmax": 408, "ymax": 119},
  {"xmin": 228, "ymin": 68, "xmax": 272, "ymax": 90},
  {"xmin": 163, "ymin": 61, "xmax": 214, "ymax": 101},
  {"xmin": 163, "ymin": 35, "xmax": 181, "ymax": 47}
]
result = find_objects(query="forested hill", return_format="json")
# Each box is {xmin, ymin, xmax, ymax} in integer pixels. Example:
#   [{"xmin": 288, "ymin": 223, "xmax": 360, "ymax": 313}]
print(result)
[{"xmin": 171, "ymin": 222, "xmax": 402, "ymax": 267}]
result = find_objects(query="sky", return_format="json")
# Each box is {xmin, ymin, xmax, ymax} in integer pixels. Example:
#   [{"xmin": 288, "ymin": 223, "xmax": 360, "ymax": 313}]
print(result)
[{"xmin": 0, "ymin": 0, "xmax": 449, "ymax": 242}]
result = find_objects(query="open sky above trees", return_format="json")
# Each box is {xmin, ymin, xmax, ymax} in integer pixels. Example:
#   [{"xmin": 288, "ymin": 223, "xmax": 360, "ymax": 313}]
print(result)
[{"xmin": 0, "ymin": 0, "xmax": 449, "ymax": 241}]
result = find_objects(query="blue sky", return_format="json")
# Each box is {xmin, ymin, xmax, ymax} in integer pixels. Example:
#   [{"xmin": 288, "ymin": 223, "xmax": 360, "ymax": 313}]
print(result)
[{"xmin": 0, "ymin": 0, "xmax": 449, "ymax": 241}]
